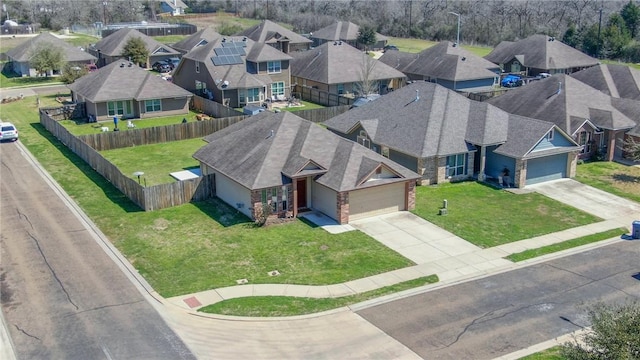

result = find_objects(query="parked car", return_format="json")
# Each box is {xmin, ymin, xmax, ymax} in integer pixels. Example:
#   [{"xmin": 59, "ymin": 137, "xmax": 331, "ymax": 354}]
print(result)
[
  {"xmin": 501, "ymin": 74, "xmax": 522, "ymax": 88},
  {"xmin": 85, "ymin": 63, "xmax": 98, "ymax": 72},
  {"xmin": 0, "ymin": 122, "xmax": 19, "ymax": 142},
  {"xmin": 152, "ymin": 62, "xmax": 171, "ymax": 73},
  {"xmin": 164, "ymin": 57, "xmax": 180, "ymax": 70},
  {"xmin": 383, "ymin": 45, "xmax": 399, "ymax": 52}
]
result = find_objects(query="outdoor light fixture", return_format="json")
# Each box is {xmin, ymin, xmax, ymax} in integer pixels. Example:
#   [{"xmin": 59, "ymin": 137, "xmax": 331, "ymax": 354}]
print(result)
[{"xmin": 133, "ymin": 171, "xmax": 144, "ymax": 184}]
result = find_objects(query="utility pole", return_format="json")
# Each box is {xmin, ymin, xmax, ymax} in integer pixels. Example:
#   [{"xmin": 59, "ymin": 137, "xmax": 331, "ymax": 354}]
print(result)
[
  {"xmin": 596, "ymin": 6, "xmax": 603, "ymax": 58},
  {"xmin": 449, "ymin": 12, "xmax": 460, "ymax": 46}
]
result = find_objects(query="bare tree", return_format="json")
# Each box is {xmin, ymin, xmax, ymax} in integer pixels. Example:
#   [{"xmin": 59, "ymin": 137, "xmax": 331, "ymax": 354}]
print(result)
[{"xmin": 356, "ymin": 54, "xmax": 379, "ymax": 96}]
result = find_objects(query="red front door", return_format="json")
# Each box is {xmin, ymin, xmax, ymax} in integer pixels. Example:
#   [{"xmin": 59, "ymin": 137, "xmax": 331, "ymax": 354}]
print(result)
[{"xmin": 296, "ymin": 178, "xmax": 307, "ymax": 209}]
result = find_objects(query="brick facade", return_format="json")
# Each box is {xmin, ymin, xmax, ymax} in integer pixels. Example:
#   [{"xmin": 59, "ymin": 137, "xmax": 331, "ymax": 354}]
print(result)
[
  {"xmin": 250, "ymin": 185, "xmax": 293, "ymax": 221},
  {"xmin": 337, "ymin": 192, "xmax": 349, "ymax": 224},
  {"xmin": 406, "ymin": 181, "xmax": 416, "ymax": 210},
  {"xmin": 514, "ymin": 158, "xmax": 526, "ymax": 188}
]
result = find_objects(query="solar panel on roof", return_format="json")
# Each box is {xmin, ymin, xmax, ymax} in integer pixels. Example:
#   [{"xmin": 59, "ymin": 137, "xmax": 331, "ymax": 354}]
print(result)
[{"xmin": 211, "ymin": 55, "xmax": 244, "ymax": 66}]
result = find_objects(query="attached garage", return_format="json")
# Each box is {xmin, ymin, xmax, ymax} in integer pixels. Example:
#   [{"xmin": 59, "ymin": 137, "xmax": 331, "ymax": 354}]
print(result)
[
  {"xmin": 348, "ymin": 182, "xmax": 406, "ymax": 222},
  {"xmin": 311, "ymin": 182, "xmax": 338, "ymax": 221},
  {"xmin": 525, "ymin": 154, "xmax": 567, "ymax": 185}
]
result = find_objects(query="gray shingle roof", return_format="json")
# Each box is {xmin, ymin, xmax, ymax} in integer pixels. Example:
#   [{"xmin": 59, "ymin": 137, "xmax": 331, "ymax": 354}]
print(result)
[
  {"xmin": 194, "ymin": 111, "xmax": 419, "ymax": 191},
  {"xmin": 91, "ymin": 28, "xmax": 179, "ymax": 57},
  {"xmin": 486, "ymin": 74, "xmax": 637, "ymax": 133},
  {"xmin": 323, "ymin": 82, "xmax": 512, "ymax": 158},
  {"xmin": 382, "ymin": 41, "xmax": 499, "ymax": 81},
  {"xmin": 236, "ymin": 20, "xmax": 312, "ymax": 45},
  {"xmin": 484, "ymin": 34, "xmax": 598, "ymax": 71},
  {"xmin": 494, "ymin": 114, "xmax": 579, "ymax": 158},
  {"xmin": 6, "ymin": 32, "xmax": 96, "ymax": 62},
  {"xmin": 571, "ymin": 64, "xmax": 640, "ymax": 100},
  {"xmin": 290, "ymin": 41, "xmax": 405, "ymax": 84},
  {"xmin": 171, "ymin": 26, "xmax": 222, "ymax": 53},
  {"xmin": 311, "ymin": 21, "xmax": 388, "ymax": 42},
  {"xmin": 67, "ymin": 60, "xmax": 192, "ymax": 102}
]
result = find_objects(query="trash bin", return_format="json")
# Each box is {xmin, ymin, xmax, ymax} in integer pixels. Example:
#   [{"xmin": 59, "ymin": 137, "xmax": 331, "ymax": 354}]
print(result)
[{"xmin": 633, "ymin": 221, "xmax": 640, "ymax": 239}]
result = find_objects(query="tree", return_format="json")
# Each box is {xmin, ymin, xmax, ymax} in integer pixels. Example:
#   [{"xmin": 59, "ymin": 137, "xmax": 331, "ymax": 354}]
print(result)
[
  {"xmin": 356, "ymin": 53, "xmax": 379, "ymax": 96},
  {"xmin": 356, "ymin": 24, "xmax": 377, "ymax": 52},
  {"xmin": 59, "ymin": 63, "xmax": 88, "ymax": 84},
  {"xmin": 29, "ymin": 43, "xmax": 64, "ymax": 77},
  {"xmin": 622, "ymin": 136, "xmax": 640, "ymax": 161},
  {"xmin": 621, "ymin": 0, "xmax": 640, "ymax": 38},
  {"xmin": 121, "ymin": 37, "xmax": 149, "ymax": 67},
  {"xmin": 563, "ymin": 23, "xmax": 582, "ymax": 48},
  {"xmin": 561, "ymin": 301, "xmax": 640, "ymax": 359}
]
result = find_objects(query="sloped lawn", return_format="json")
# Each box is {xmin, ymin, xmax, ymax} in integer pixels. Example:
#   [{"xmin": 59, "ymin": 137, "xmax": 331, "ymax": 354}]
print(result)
[
  {"xmin": 412, "ymin": 182, "xmax": 601, "ymax": 248},
  {"xmin": 575, "ymin": 161, "xmax": 640, "ymax": 203}
]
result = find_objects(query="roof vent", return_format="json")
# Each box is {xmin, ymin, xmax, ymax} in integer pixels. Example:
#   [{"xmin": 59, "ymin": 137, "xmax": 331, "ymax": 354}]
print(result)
[
  {"xmin": 120, "ymin": 63, "xmax": 125, "ymax": 67},
  {"xmin": 452, "ymin": 42, "xmax": 457, "ymax": 47},
  {"xmin": 128, "ymin": 62, "xmax": 133, "ymax": 67},
  {"xmin": 548, "ymin": 36, "xmax": 555, "ymax": 42},
  {"xmin": 338, "ymin": 41, "xmax": 342, "ymax": 45},
  {"xmin": 265, "ymin": 129, "xmax": 274, "ymax": 139},
  {"xmin": 333, "ymin": 41, "xmax": 337, "ymax": 45},
  {"xmin": 242, "ymin": 37, "xmax": 247, "ymax": 41},
  {"xmin": 223, "ymin": 80, "xmax": 229, "ymax": 87},
  {"xmin": 222, "ymin": 38, "xmax": 226, "ymax": 42},
  {"xmin": 461, "ymin": 57, "xmax": 466, "ymax": 61}
]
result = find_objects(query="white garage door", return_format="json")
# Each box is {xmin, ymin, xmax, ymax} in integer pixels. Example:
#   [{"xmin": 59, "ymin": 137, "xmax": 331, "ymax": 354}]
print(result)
[
  {"xmin": 349, "ymin": 182, "xmax": 406, "ymax": 222},
  {"xmin": 311, "ymin": 182, "xmax": 338, "ymax": 221}
]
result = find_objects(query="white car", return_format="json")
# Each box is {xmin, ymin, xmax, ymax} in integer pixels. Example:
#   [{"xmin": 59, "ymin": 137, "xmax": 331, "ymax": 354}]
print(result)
[{"xmin": 0, "ymin": 122, "xmax": 18, "ymax": 142}]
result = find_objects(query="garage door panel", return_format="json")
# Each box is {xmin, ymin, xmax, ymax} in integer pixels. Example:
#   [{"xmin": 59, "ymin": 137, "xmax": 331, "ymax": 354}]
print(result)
[
  {"xmin": 526, "ymin": 154, "xmax": 567, "ymax": 185},
  {"xmin": 349, "ymin": 183, "xmax": 406, "ymax": 222}
]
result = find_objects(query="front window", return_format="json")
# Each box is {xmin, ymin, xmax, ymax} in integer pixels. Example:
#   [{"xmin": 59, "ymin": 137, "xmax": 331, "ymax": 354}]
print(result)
[
  {"xmin": 357, "ymin": 130, "xmax": 370, "ymax": 148},
  {"xmin": 381, "ymin": 146, "xmax": 390, "ymax": 158},
  {"xmin": 195, "ymin": 61, "xmax": 200, "ymax": 73},
  {"xmin": 578, "ymin": 130, "xmax": 592, "ymax": 154},
  {"xmin": 241, "ymin": 88, "xmax": 260, "ymax": 104},
  {"xmin": 107, "ymin": 101, "xmax": 125, "ymax": 116},
  {"xmin": 546, "ymin": 129, "xmax": 554, "ymax": 141},
  {"xmin": 145, "ymin": 99, "xmax": 161, "ymax": 112},
  {"xmin": 271, "ymin": 82, "xmax": 285, "ymax": 97},
  {"xmin": 446, "ymin": 154, "xmax": 466, "ymax": 177},
  {"xmin": 337, "ymin": 83, "xmax": 344, "ymax": 95},
  {"xmin": 267, "ymin": 61, "xmax": 281, "ymax": 74}
]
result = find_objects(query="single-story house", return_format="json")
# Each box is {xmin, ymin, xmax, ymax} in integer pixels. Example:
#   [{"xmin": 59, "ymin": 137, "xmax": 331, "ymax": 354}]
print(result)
[
  {"xmin": 172, "ymin": 36, "xmax": 292, "ymax": 109},
  {"xmin": 5, "ymin": 32, "xmax": 96, "ymax": 76},
  {"xmin": 68, "ymin": 60, "xmax": 192, "ymax": 121},
  {"xmin": 171, "ymin": 26, "xmax": 223, "ymax": 54},
  {"xmin": 290, "ymin": 41, "xmax": 406, "ymax": 98},
  {"xmin": 379, "ymin": 41, "xmax": 500, "ymax": 92},
  {"xmin": 484, "ymin": 34, "xmax": 598, "ymax": 76},
  {"xmin": 159, "ymin": 0, "xmax": 188, "ymax": 15},
  {"xmin": 487, "ymin": 74, "xmax": 638, "ymax": 162},
  {"xmin": 571, "ymin": 64, "xmax": 640, "ymax": 101},
  {"xmin": 88, "ymin": 28, "xmax": 181, "ymax": 68},
  {"xmin": 310, "ymin": 21, "xmax": 387, "ymax": 50},
  {"xmin": 235, "ymin": 20, "xmax": 312, "ymax": 54},
  {"xmin": 323, "ymin": 81, "xmax": 581, "ymax": 188},
  {"xmin": 193, "ymin": 111, "xmax": 420, "ymax": 224}
]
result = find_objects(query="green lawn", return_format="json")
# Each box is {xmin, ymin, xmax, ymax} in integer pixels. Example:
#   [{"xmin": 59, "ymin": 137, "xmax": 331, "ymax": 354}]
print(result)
[
  {"xmin": 59, "ymin": 110, "xmax": 202, "ymax": 136},
  {"xmin": 278, "ymin": 100, "xmax": 325, "ymax": 112},
  {"xmin": 412, "ymin": 182, "xmax": 601, "ymax": 248},
  {"xmin": 518, "ymin": 346, "xmax": 564, "ymax": 360},
  {"xmin": 153, "ymin": 35, "xmax": 189, "ymax": 44},
  {"xmin": 506, "ymin": 228, "xmax": 627, "ymax": 262},
  {"xmin": 199, "ymin": 275, "xmax": 438, "ymax": 317},
  {"xmin": 2, "ymin": 97, "xmax": 414, "ymax": 298},
  {"xmin": 100, "ymin": 138, "xmax": 204, "ymax": 185},
  {"xmin": 386, "ymin": 36, "xmax": 493, "ymax": 56},
  {"xmin": 0, "ymin": 71, "xmax": 62, "ymax": 88},
  {"xmin": 575, "ymin": 161, "xmax": 640, "ymax": 203}
]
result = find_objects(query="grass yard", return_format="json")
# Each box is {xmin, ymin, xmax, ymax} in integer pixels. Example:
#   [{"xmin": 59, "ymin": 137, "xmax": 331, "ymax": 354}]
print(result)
[
  {"xmin": 58, "ymin": 109, "xmax": 202, "ymax": 136},
  {"xmin": 199, "ymin": 275, "xmax": 439, "ymax": 317},
  {"xmin": 0, "ymin": 71, "xmax": 61, "ymax": 88},
  {"xmin": 518, "ymin": 346, "xmax": 564, "ymax": 360},
  {"xmin": 505, "ymin": 228, "xmax": 627, "ymax": 262},
  {"xmin": 278, "ymin": 100, "xmax": 325, "ymax": 112},
  {"xmin": 100, "ymin": 138, "xmax": 204, "ymax": 185},
  {"xmin": 2, "ymin": 96, "xmax": 414, "ymax": 298},
  {"xmin": 575, "ymin": 161, "xmax": 640, "ymax": 204},
  {"xmin": 412, "ymin": 182, "xmax": 602, "ymax": 248},
  {"xmin": 386, "ymin": 36, "xmax": 493, "ymax": 56}
]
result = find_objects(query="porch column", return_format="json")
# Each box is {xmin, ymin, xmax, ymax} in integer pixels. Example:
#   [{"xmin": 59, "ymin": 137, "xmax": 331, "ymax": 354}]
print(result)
[
  {"xmin": 478, "ymin": 146, "xmax": 486, "ymax": 181},
  {"xmin": 292, "ymin": 178, "xmax": 298, "ymax": 218},
  {"xmin": 606, "ymin": 130, "xmax": 616, "ymax": 161}
]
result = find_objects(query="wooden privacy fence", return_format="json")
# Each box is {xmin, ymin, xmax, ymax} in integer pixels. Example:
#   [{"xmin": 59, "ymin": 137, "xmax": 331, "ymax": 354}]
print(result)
[
  {"xmin": 291, "ymin": 105, "xmax": 351, "ymax": 123},
  {"xmin": 79, "ymin": 116, "xmax": 245, "ymax": 151},
  {"xmin": 192, "ymin": 95, "xmax": 244, "ymax": 118},
  {"xmin": 40, "ymin": 110, "xmax": 216, "ymax": 211},
  {"xmin": 292, "ymin": 85, "xmax": 355, "ymax": 107}
]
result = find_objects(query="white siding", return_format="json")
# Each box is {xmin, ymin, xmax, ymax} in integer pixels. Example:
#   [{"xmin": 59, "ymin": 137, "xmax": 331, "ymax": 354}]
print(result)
[
  {"xmin": 311, "ymin": 182, "xmax": 338, "ymax": 221},
  {"xmin": 210, "ymin": 169, "xmax": 252, "ymax": 218},
  {"xmin": 349, "ymin": 182, "xmax": 406, "ymax": 222}
]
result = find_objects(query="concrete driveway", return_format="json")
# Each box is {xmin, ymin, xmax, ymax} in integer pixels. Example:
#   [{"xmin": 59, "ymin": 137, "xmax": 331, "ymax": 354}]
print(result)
[
  {"xmin": 526, "ymin": 179, "xmax": 640, "ymax": 220},
  {"xmin": 350, "ymin": 212, "xmax": 481, "ymax": 264}
]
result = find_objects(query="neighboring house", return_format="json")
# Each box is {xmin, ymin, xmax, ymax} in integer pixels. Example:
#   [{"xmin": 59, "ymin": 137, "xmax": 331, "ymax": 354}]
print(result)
[
  {"xmin": 5, "ymin": 32, "xmax": 96, "ymax": 76},
  {"xmin": 310, "ymin": 21, "xmax": 388, "ymax": 50},
  {"xmin": 379, "ymin": 41, "xmax": 500, "ymax": 92},
  {"xmin": 88, "ymin": 28, "xmax": 180, "ymax": 68},
  {"xmin": 324, "ymin": 82, "xmax": 581, "ymax": 188},
  {"xmin": 571, "ymin": 64, "xmax": 640, "ymax": 101},
  {"xmin": 172, "ymin": 36, "xmax": 292, "ymax": 108},
  {"xmin": 487, "ymin": 74, "xmax": 638, "ymax": 162},
  {"xmin": 235, "ymin": 20, "xmax": 312, "ymax": 53},
  {"xmin": 68, "ymin": 60, "xmax": 192, "ymax": 121},
  {"xmin": 159, "ymin": 0, "xmax": 188, "ymax": 15},
  {"xmin": 484, "ymin": 34, "xmax": 598, "ymax": 76},
  {"xmin": 290, "ymin": 41, "xmax": 406, "ymax": 97},
  {"xmin": 171, "ymin": 26, "xmax": 223, "ymax": 54},
  {"xmin": 193, "ymin": 111, "xmax": 420, "ymax": 224}
]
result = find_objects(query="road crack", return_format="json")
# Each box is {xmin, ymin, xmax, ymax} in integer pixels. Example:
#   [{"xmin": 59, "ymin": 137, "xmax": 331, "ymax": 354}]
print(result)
[
  {"xmin": 16, "ymin": 208, "xmax": 34, "ymax": 230},
  {"xmin": 27, "ymin": 231, "xmax": 79, "ymax": 310},
  {"xmin": 68, "ymin": 299, "xmax": 145, "ymax": 317},
  {"xmin": 14, "ymin": 324, "xmax": 41, "ymax": 341}
]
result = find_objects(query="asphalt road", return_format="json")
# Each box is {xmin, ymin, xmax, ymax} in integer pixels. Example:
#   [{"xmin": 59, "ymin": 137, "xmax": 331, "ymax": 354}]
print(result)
[
  {"xmin": 0, "ymin": 141, "xmax": 195, "ymax": 359},
  {"xmin": 357, "ymin": 240, "xmax": 640, "ymax": 359}
]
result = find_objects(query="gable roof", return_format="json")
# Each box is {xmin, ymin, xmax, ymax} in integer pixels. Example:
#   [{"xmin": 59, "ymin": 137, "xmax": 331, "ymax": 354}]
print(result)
[
  {"xmin": 236, "ymin": 20, "xmax": 312, "ymax": 45},
  {"xmin": 290, "ymin": 41, "xmax": 405, "ymax": 85},
  {"xmin": 380, "ymin": 41, "xmax": 499, "ymax": 81},
  {"xmin": 67, "ymin": 60, "xmax": 192, "ymax": 102},
  {"xmin": 311, "ymin": 21, "xmax": 388, "ymax": 42},
  {"xmin": 194, "ymin": 111, "xmax": 419, "ymax": 191},
  {"xmin": 324, "ymin": 82, "xmax": 512, "ymax": 158},
  {"xmin": 486, "ymin": 74, "xmax": 637, "ymax": 134},
  {"xmin": 171, "ymin": 26, "xmax": 222, "ymax": 53},
  {"xmin": 178, "ymin": 36, "xmax": 290, "ymax": 91},
  {"xmin": 494, "ymin": 114, "xmax": 579, "ymax": 158},
  {"xmin": 91, "ymin": 28, "xmax": 179, "ymax": 57},
  {"xmin": 484, "ymin": 34, "xmax": 598, "ymax": 71},
  {"xmin": 6, "ymin": 32, "xmax": 96, "ymax": 62},
  {"xmin": 161, "ymin": 0, "xmax": 188, "ymax": 10},
  {"xmin": 570, "ymin": 64, "xmax": 640, "ymax": 101}
]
